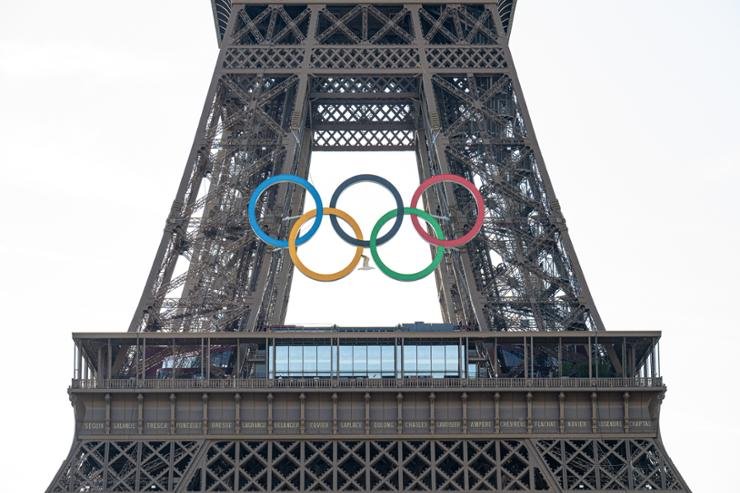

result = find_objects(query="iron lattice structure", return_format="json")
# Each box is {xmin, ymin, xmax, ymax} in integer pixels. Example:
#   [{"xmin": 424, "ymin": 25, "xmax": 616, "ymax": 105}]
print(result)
[
  {"xmin": 130, "ymin": 0, "xmax": 601, "ymax": 335},
  {"xmin": 49, "ymin": 1, "xmax": 689, "ymax": 492}
]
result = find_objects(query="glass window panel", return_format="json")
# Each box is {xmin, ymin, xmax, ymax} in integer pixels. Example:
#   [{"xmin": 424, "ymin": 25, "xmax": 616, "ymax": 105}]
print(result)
[
  {"xmin": 403, "ymin": 345, "xmax": 417, "ymax": 376},
  {"xmin": 432, "ymin": 346, "xmax": 445, "ymax": 378},
  {"xmin": 382, "ymin": 346, "xmax": 395, "ymax": 377},
  {"xmin": 561, "ymin": 343, "xmax": 590, "ymax": 377},
  {"xmin": 417, "ymin": 345, "xmax": 432, "ymax": 376},
  {"xmin": 593, "ymin": 342, "xmax": 621, "ymax": 378},
  {"xmin": 532, "ymin": 342, "xmax": 559, "ymax": 378},
  {"xmin": 317, "ymin": 346, "xmax": 332, "ymax": 377},
  {"xmin": 445, "ymin": 345, "xmax": 459, "ymax": 376},
  {"xmin": 497, "ymin": 343, "xmax": 525, "ymax": 378},
  {"xmin": 304, "ymin": 346, "xmax": 317, "ymax": 375},
  {"xmin": 367, "ymin": 346, "xmax": 381, "ymax": 378},
  {"xmin": 354, "ymin": 345, "xmax": 367, "ymax": 376},
  {"xmin": 289, "ymin": 346, "xmax": 303, "ymax": 376},
  {"xmin": 275, "ymin": 346, "xmax": 288, "ymax": 376},
  {"xmin": 339, "ymin": 346, "xmax": 353, "ymax": 377}
]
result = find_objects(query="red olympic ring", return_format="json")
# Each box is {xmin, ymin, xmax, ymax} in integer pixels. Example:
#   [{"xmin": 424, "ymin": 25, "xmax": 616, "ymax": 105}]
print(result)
[{"xmin": 410, "ymin": 174, "xmax": 485, "ymax": 248}]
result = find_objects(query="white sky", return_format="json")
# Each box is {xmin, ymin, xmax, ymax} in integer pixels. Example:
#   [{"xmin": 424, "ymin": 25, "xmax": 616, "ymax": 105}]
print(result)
[{"xmin": 1, "ymin": 1, "xmax": 739, "ymax": 491}]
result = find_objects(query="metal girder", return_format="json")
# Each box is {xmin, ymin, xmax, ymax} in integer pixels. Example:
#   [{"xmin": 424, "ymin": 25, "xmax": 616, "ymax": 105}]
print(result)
[{"xmin": 212, "ymin": 0, "xmax": 232, "ymax": 45}]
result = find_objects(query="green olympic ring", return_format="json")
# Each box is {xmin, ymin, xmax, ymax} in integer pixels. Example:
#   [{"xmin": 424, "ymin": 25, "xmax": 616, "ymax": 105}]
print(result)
[{"xmin": 369, "ymin": 207, "xmax": 446, "ymax": 282}]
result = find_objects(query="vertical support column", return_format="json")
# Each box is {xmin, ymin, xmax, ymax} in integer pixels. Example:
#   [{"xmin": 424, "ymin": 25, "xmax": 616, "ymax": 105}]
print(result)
[
  {"xmin": 271, "ymin": 338, "xmax": 276, "ymax": 380},
  {"xmin": 332, "ymin": 440, "xmax": 338, "ymax": 492},
  {"xmin": 299, "ymin": 438, "xmax": 305, "ymax": 493},
  {"xmin": 526, "ymin": 392, "xmax": 533, "ymax": 433},
  {"xmin": 591, "ymin": 392, "xmax": 598, "ymax": 433},
  {"xmin": 414, "ymin": 133, "xmax": 456, "ymax": 323},
  {"xmin": 253, "ymin": 4, "xmax": 320, "ymax": 330},
  {"xmin": 558, "ymin": 392, "xmax": 565, "ymax": 433},
  {"xmin": 75, "ymin": 343, "xmax": 82, "ymax": 380},
  {"xmin": 622, "ymin": 337, "xmax": 628, "ymax": 378},
  {"xmin": 105, "ymin": 393, "xmax": 111, "ymax": 435},
  {"xmin": 200, "ymin": 338, "xmax": 204, "ymax": 380},
  {"xmin": 365, "ymin": 440, "xmax": 371, "ymax": 492},
  {"xmin": 399, "ymin": 337, "xmax": 404, "ymax": 379},
  {"xmin": 135, "ymin": 438, "xmax": 142, "ymax": 489},
  {"xmin": 397, "ymin": 440, "xmax": 403, "ymax": 492},
  {"xmin": 202, "ymin": 393, "xmax": 209, "ymax": 435},
  {"xmin": 234, "ymin": 431, "xmax": 241, "ymax": 493},
  {"xmin": 235, "ymin": 393, "xmax": 241, "ymax": 434},
  {"xmin": 107, "ymin": 338, "xmax": 112, "ymax": 381},
  {"xmin": 461, "ymin": 392, "xmax": 468, "ymax": 434},
  {"xmin": 236, "ymin": 342, "xmax": 241, "ymax": 379},
  {"xmin": 364, "ymin": 393, "xmax": 371, "ymax": 435},
  {"xmin": 494, "ymin": 392, "xmax": 501, "ymax": 433},
  {"xmin": 206, "ymin": 338, "xmax": 211, "ymax": 380},
  {"xmin": 267, "ymin": 393, "xmax": 274, "ymax": 435},
  {"xmin": 396, "ymin": 393, "xmax": 404, "ymax": 434},
  {"xmin": 495, "ymin": 441, "xmax": 503, "ymax": 488},
  {"xmin": 459, "ymin": 337, "xmax": 464, "ymax": 379},
  {"xmin": 267, "ymin": 441, "xmax": 274, "ymax": 493},
  {"xmin": 588, "ymin": 336, "xmax": 593, "ymax": 380},
  {"xmin": 299, "ymin": 393, "xmax": 306, "ymax": 434},
  {"xmin": 97, "ymin": 347, "xmax": 103, "ymax": 385},
  {"xmin": 429, "ymin": 392, "xmax": 436, "ymax": 434},
  {"xmin": 558, "ymin": 338, "xmax": 563, "ymax": 377},
  {"xmin": 463, "ymin": 427, "xmax": 470, "ymax": 492},
  {"xmin": 623, "ymin": 392, "xmax": 631, "ymax": 433},
  {"xmin": 561, "ymin": 440, "xmax": 569, "ymax": 489},
  {"xmin": 408, "ymin": 3, "xmax": 487, "ymax": 330},
  {"xmin": 137, "ymin": 393, "xmax": 144, "ymax": 435},
  {"xmin": 168, "ymin": 393, "xmax": 176, "ymax": 435},
  {"xmin": 331, "ymin": 393, "xmax": 338, "ymax": 435}
]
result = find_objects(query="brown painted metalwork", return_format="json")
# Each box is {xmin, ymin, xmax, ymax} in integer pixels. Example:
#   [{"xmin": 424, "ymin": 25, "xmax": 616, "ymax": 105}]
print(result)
[{"xmin": 48, "ymin": 2, "xmax": 689, "ymax": 491}]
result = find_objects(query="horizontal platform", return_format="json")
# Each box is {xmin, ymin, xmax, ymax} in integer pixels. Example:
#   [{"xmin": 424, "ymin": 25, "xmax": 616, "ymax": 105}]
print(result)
[
  {"xmin": 71, "ymin": 376, "xmax": 664, "ymax": 393},
  {"xmin": 72, "ymin": 328, "xmax": 663, "ymax": 389},
  {"xmin": 73, "ymin": 328, "xmax": 661, "ymax": 341},
  {"xmin": 71, "ymin": 387, "xmax": 661, "ymax": 438}
]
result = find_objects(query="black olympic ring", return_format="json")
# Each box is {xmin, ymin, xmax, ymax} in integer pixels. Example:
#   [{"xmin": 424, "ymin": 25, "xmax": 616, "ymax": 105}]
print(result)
[{"xmin": 328, "ymin": 174, "xmax": 404, "ymax": 248}]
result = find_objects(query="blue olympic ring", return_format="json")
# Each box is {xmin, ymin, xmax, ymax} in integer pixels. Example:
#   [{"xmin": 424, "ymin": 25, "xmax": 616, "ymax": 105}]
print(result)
[{"xmin": 247, "ymin": 174, "xmax": 323, "ymax": 248}]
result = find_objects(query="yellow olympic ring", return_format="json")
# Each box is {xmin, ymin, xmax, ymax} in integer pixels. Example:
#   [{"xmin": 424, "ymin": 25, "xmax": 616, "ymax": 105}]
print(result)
[{"xmin": 288, "ymin": 207, "xmax": 364, "ymax": 282}]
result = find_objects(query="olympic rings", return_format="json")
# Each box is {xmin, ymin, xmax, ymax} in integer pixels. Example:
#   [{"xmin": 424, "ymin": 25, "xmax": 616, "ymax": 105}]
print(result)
[
  {"xmin": 247, "ymin": 174, "xmax": 323, "ymax": 248},
  {"xmin": 329, "ymin": 174, "xmax": 404, "ymax": 248},
  {"xmin": 410, "ymin": 174, "xmax": 485, "ymax": 248},
  {"xmin": 246, "ymin": 172, "xmax": 484, "ymax": 282},
  {"xmin": 370, "ymin": 207, "xmax": 446, "ymax": 282},
  {"xmin": 288, "ymin": 208, "xmax": 364, "ymax": 282}
]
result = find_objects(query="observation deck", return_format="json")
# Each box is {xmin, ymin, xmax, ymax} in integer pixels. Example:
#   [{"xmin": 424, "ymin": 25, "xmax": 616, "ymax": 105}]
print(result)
[{"xmin": 70, "ymin": 325, "xmax": 664, "ymax": 439}]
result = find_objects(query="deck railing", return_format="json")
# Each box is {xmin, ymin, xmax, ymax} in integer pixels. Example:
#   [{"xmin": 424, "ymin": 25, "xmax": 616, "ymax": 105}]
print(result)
[{"xmin": 70, "ymin": 376, "xmax": 663, "ymax": 390}]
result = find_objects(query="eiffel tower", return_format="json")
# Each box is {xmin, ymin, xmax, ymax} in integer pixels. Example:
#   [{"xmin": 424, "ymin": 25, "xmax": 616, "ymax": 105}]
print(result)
[{"xmin": 49, "ymin": 1, "xmax": 690, "ymax": 491}]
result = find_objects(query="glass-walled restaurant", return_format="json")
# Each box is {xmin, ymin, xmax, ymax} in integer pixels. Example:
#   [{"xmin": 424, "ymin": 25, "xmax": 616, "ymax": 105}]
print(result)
[
  {"xmin": 71, "ymin": 326, "xmax": 663, "ymax": 384},
  {"xmin": 270, "ymin": 343, "xmax": 462, "ymax": 379}
]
